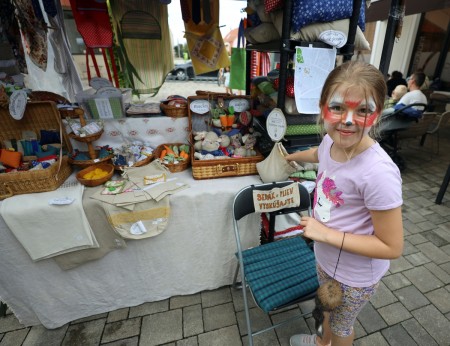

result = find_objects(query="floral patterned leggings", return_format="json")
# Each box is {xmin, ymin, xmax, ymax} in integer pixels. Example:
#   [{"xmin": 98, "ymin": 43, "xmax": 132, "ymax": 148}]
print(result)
[{"xmin": 316, "ymin": 265, "xmax": 379, "ymax": 338}]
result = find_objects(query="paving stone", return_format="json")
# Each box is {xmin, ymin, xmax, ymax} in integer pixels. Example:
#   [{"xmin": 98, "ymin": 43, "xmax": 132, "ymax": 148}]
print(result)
[
  {"xmin": 183, "ymin": 304, "xmax": 203, "ymax": 337},
  {"xmin": 0, "ymin": 314, "xmax": 27, "ymax": 333},
  {"xmin": 298, "ymin": 299, "xmax": 315, "ymax": 315},
  {"xmin": 236, "ymin": 308, "xmax": 272, "ymax": 335},
  {"xmin": 416, "ymin": 220, "xmax": 438, "ymax": 232},
  {"xmin": 402, "ymin": 240, "xmax": 419, "ymax": 255},
  {"xmin": 412, "ymin": 305, "xmax": 450, "ymax": 346},
  {"xmin": 406, "ymin": 234, "xmax": 428, "ymax": 245},
  {"xmin": 62, "ymin": 318, "xmax": 105, "ymax": 346},
  {"xmin": 140, "ymin": 309, "xmax": 182, "ymax": 346},
  {"xmin": 370, "ymin": 281, "xmax": 398, "ymax": 309},
  {"xmin": 422, "ymin": 231, "xmax": 450, "ymax": 247},
  {"xmin": 424, "ymin": 262, "xmax": 450, "ymax": 284},
  {"xmin": 70, "ymin": 312, "xmax": 107, "ymax": 324},
  {"xmin": 241, "ymin": 330, "xmax": 279, "ymax": 346},
  {"xmin": 354, "ymin": 332, "xmax": 389, "ymax": 346},
  {"xmin": 401, "ymin": 318, "xmax": 438, "ymax": 346},
  {"xmin": 0, "ymin": 328, "xmax": 29, "ymax": 346},
  {"xmin": 203, "ymin": 303, "xmax": 236, "ymax": 332},
  {"xmin": 402, "ymin": 219, "xmax": 424, "ymax": 235},
  {"xmin": 441, "ymin": 243, "xmax": 450, "ymax": 256},
  {"xmin": 424, "ymin": 212, "xmax": 448, "ymax": 225},
  {"xmin": 129, "ymin": 300, "xmax": 169, "ymax": 318},
  {"xmin": 404, "ymin": 252, "xmax": 431, "ymax": 266},
  {"xmin": 170, "ymin": 294, "xmax": 201, "ymax": 310},
  {"xmin": 425, "ymin": 287, "xmax": 450, "ymax": 314},
  {"xmin": 101, "ymin": 317, "xmax": 141, "ymax": 344},
  {"xmin": 102, "ymin": 336, "xmax": 139, "ymax": 346},
  {"xmin": 22, "ymin": 324, "xmax": 67, "ymax": 346},
  {"xmin": 382, "ymin": 273, "xmax": 411, "ymax": 291},
  {"xmin": 434, "ymin": 225, "xmax": 450, "ymax": 243},
  {"xmin": 381, "ymin": 323, "xmax": 418, "ymax": 346},
  {"xmin": 107, "ymin": 308, "xmax": 129, "ymax": 323},
  {"xmin": 230, "ymin": 286, "xmax": 256, "ymax": 312},
  {"xmin": 176, "ymin": 336, "xmax": 198, "ymax": 346},
  {"xmin": 270, "ymin": 308, "xmax": 310, "ymax": 346},
  {"xmin": 403, "ymin": 266, "xmax": 444, "ymax": 293},
  {"xmin": 393, "ymin": 285, "xmax": 430, "ymax": 310},
  {"xmin": 416, "ymin": 242, "xmax": 450, "ymax": 264},
  {"xmin": 353, "ymin": 319, "xmax": 367, "ymax": 339},
  {"xmin": 389, "ymin": 256, "xmax": 413, "ymax": 273},
  {"xmin": 378, "ymin": 302, "xmax": 412, "ymax": 325},
  {"xmin": 198, "ymin": 325, "xmax": 242, "ymax": 346},
  {"xmin": 201, "ymin": 287, "xmax": 232, "ymax": 308},
  {"xmin": 357, "ymin": 303, "xmax": 387, "ymax": 334},
  {"xmin": 441, "ymin": 261, "xmax": 450, "ymax": 275}
]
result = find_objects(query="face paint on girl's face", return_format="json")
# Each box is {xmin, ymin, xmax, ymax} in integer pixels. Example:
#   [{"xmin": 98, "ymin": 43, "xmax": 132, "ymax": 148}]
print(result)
[{"xmin": 323, "ymin": 93, "xmax": 378, "ymax": 128}]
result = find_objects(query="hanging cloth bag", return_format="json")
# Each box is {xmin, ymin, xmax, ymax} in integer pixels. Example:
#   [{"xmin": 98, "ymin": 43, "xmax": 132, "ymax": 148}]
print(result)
[{"xmin": 228, "ymin": 19, "xmax": 246, "ymax": 91}]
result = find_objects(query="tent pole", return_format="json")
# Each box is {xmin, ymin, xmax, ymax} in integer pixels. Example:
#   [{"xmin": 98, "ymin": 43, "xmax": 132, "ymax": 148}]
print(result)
[{"xmin": 379, "ymin": 0, "xmax": 402, "ymax": 77}]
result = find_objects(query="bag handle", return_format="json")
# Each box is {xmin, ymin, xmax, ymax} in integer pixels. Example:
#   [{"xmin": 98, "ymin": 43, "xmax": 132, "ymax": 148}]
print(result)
[{"xmin": 237, "ymin": 19, "xmax": 245, "ymax": 48}]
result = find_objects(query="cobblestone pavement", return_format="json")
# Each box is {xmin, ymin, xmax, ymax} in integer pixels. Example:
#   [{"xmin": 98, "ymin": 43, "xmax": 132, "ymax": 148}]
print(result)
[{"xmin": 1, "ymin": 98, "xmax": 450, "ymax": 345}]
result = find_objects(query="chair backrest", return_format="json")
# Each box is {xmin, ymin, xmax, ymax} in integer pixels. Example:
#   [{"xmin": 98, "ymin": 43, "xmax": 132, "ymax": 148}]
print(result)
[
  {"xmin": 233, "ymin": 181, "xmax": 311, "ymax": 221},
  {"xmin": 397, "ymin": 112, "xmax": 437, "ymax": 139}
]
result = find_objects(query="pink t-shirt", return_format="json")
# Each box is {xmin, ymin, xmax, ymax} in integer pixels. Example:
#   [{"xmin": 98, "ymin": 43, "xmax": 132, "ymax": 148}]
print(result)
[{"xmin": 314, "ymin": 135, "xmax": 403, "ymax": 287}]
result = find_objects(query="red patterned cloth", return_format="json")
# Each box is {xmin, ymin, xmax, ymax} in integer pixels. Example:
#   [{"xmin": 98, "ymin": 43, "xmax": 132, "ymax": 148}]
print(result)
[{"xmin": 264, "ymin": 0, "xmax": 283, "ymax": 13}]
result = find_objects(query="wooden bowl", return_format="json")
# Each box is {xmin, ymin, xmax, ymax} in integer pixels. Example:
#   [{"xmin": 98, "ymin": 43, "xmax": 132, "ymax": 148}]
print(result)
[{"xmin": 76, "ymin": 163, "xmax": 114, "ymax": 187}]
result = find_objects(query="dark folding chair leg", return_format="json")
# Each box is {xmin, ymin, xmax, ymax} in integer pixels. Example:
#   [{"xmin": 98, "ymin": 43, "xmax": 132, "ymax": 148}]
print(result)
[
  {"xmin": 436, "ymin": 164, "xmax": 450, "ymax": 204},
  {"xmin": 0, "ymin": 302, "xmax": 7, "ymax": 317}
]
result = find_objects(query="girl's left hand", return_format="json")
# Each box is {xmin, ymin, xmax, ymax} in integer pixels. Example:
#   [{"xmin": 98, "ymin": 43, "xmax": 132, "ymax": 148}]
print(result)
[{"xmin": 300, "ymin": 216, "xmax": 330, "ymax": 243}]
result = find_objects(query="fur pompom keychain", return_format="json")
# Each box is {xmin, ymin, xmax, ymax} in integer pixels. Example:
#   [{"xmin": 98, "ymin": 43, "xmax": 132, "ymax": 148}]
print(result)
[{"xmin": 313, "ymin": 233, "xmax": 346, "ymax": 338}]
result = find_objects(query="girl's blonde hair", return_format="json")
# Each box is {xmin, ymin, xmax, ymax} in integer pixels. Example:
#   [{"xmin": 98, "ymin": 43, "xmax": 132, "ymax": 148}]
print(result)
[{"xmin": 318, "ymin": 61, "xmax": 387, "ymax": 138}]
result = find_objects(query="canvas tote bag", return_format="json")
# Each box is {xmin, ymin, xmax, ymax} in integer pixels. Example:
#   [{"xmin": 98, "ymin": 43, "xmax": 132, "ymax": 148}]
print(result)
[{"xmin": 229, "ymin": 19, "xmax": 246, "ymax": 91}]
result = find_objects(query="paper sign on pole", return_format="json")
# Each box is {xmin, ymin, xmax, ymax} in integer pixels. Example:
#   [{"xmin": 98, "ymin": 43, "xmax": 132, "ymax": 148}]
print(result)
[{"xmin": 294, "ymin": 46, "xmax": 337, "ymax": 114}]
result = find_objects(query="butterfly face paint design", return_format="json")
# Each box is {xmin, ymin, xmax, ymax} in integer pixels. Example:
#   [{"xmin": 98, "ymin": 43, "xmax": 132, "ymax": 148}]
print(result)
[{"xmin": 324, "ymin": 93, "xmax": 378, "ymax": 128}]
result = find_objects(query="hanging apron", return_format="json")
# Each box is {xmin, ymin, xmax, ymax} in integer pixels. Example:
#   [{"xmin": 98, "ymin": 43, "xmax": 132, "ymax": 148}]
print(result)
[
  {"xmin": 109, "ymin": 0, "xmax": 173, "ymax": 95},
  {"xmin": 69, "ymin": 0, "xmax": 119, "ymax": 87},
  {"xmin": 182, "ymin": 0, "xmax": 230, "ymax": 75}
]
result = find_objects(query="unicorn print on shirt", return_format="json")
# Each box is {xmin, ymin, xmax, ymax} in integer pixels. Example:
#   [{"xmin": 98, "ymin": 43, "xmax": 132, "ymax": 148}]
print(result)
[{"xmin": 314, "ymin": 171, "xmax": 344, "ymax": 222}]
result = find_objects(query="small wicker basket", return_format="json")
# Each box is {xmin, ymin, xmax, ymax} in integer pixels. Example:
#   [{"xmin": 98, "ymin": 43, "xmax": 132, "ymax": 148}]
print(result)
[
  {"xmin": 68, "ymin": 152, "xmax": 113, "ymax": 169},
  {"xmin": 76, "ymin": 163, "xmax": 114, "ymax": 187},
  {"xmin": 68, "ymin": 129, "xmax": 104, "ymax": 143},
  {"xmin": 153, "ymin": 143, "xmax": 190, "ymax": 173},
  {"xmin": 114, "ymin": 153, "xmax": 154, "ymax": 171},
  {"xmin": 160, "ymin": 102, "xmax": 188, "ymax": 118}
]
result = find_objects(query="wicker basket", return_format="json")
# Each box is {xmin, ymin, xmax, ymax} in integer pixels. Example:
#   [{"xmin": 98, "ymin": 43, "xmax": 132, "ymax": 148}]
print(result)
[
  {"xmin": 0, "ymin": 101, "xmax": 73, "ymax": 199},
  {"xmin": 114, "ymin": 153, "xmax": 154, "ymax": 171},
  {"xmin": 68, "ymin": 129, "xmax": 104, "ymax": 143},
  {"xmin": 68, "ymin": 152, "xmax": 113, "ymax": 169},
  {"xmin": 76, "ymin": 163, "xmax": 115, "ymax": 187},
  {"xmin": 187, "ymin": 95, "xmax": 264, "ymax": 180},
  {"xmin": 160, "ymin": 102, "xmax": 188, "ymax": 118},
  {"xmin": 153, "ymin": 143, "xmax": 190, "ymax": 173}
]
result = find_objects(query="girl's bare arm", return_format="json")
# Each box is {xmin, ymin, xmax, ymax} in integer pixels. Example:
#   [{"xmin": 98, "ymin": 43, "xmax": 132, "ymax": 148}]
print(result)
[{"xmin": 285, "ymin": 147, "xmax": 319, "ymax": 164}]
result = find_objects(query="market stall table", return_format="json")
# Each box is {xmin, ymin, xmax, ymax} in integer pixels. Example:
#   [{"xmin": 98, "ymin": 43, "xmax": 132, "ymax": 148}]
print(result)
[{"xmin": 0, "ymin": 169, "xmax": 261, "ymax": 329}]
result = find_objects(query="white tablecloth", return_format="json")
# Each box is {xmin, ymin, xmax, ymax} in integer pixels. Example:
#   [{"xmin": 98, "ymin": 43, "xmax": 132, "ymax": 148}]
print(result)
[
  {"xmin": 0, "ymin": 170, "xmax": 261, "ymax": 328},
  {"xmin": 70, "ymin": 116, "xmax": 190, "ymax": 151}
]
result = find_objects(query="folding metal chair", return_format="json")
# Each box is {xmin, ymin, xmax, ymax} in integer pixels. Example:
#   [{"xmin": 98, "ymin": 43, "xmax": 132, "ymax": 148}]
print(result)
[{"xmin": 232, "ymin": 181, "xmax": 319, "ymax": 346}]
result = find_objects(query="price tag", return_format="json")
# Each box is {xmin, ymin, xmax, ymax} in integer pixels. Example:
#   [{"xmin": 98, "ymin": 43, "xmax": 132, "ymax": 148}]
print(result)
[
  {"xmin": 266, "ymin": 108, "xmax": 287, "ymax": 142},
  {"xmin": 189, "ymin": 99, "xmax": 210, "ymax": 114},
  {"xmin": 318, "ymin": 30, "xmax": 347, "ymax": 48},
  {"xmin": 229, "ymin": 98, "xmax": 250, "ymax": 112}
]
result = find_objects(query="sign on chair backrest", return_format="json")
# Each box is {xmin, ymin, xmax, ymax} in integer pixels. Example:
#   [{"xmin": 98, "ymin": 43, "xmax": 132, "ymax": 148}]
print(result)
[{"xmin": 253, "ymin": 183, "xmax": 300, "ymax": 213}]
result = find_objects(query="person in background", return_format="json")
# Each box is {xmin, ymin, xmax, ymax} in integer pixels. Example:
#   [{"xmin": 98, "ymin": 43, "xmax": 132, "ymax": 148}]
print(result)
[
  {"xmin": 386, "ymin": 71, "xmax": 407, "ymax": 97},
  {"xmin": 384, "ymin": 84, "xmax": 407, "ymax": 109},
  {"xmin": 285, "ymin": 61, "xmax": 403, "ymax": 346},
  {"xmin": 224, "ymin": 66, "xmax": 231, "ymax": 94}
]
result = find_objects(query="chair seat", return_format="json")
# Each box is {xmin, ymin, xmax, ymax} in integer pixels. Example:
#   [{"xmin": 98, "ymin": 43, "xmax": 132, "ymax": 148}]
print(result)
[{"xmin": 242, "ymin": 237, "xmax": 319, "ymax": 313}]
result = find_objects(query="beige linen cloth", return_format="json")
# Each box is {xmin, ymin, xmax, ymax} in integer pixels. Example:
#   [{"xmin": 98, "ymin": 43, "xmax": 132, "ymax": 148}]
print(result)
[
  {"xmin": 90, "ymin": 160, "xmax": 189, "ymax": 240},
  {"xmin": 0, "ymin": 183, "xmax": 98, "ymax": 261}
]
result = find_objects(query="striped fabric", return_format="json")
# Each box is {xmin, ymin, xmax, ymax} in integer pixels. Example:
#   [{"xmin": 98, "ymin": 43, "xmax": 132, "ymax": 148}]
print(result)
[
  {"xmin": 241, "ymin": 237, "xmax": 319, "ymax": 313},
  {"xmin": 109, "ymin": 0, "xmax": 173, "ymax": 94},
  {"xmin": 120, "ymin": 11, "xmax": 162, "ymax": 40}
]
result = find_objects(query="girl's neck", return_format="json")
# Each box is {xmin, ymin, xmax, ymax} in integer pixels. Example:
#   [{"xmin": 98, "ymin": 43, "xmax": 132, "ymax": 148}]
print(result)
[{"xmin": 331, "ymin": 136, "xmax": 375, "ymax": 162}]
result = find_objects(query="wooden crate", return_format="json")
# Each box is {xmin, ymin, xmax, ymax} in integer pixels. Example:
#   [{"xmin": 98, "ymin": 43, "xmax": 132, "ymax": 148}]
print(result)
[{"xmin": 188, "ymin": 95, "xmax": 264, "ymax": 180}]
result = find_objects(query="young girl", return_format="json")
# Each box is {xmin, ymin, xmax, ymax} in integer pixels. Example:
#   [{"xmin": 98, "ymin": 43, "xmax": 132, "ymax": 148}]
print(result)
[
  {"xmin": 224, "ymin": 66, "xmax": 232, "ymax": 94},
  {"xmin": 285, "ymin": 61, "xmax": 403, "ymax": 346}
]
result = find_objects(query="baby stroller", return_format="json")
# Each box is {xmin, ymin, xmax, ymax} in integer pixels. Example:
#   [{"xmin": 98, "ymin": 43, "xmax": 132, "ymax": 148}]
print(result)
[{"xmin": 378, "ymin": 103, "xmax": 429, "ymax": 171}]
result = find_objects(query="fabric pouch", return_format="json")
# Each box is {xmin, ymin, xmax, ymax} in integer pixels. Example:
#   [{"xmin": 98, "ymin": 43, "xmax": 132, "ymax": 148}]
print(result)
[
  {"xmin": 40, "ymin": 130, "xmax": 61, "ymax": 145},
  {"xmin": 256, "ymin": 142, "xmax": 297, "ymax": 183},
  {"xmin": 0, "ymin": 150, "xmax": 22, "ymax": 168}
]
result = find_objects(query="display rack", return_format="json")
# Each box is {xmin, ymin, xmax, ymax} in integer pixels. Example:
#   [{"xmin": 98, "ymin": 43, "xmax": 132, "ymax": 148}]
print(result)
[{"xmin": 247, "ymin": 0, "xmax": 362, "ymax": 153}]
